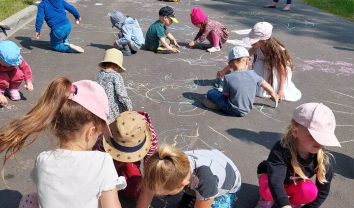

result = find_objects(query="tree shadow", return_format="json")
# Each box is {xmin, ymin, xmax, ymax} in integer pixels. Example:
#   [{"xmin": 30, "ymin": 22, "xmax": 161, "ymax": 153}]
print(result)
[
  {"xmin": 15, "ymin": 36, "xmax": 51, "ymax": 51},
  {"xmin": 0, "ymin": 189, "xmax": 22, "ymax": 208},
  {"xmin": 333, "ymin": 47, "xmax": 354, "ymax": 52},
  {"xmin": 233, "ymin": 183, "xmax": 260, "ymax": 208}
]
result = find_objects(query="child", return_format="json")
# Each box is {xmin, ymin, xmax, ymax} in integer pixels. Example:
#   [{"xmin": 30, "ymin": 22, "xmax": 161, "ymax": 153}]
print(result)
[
  {"xmin": 35, "ymin": 0, "xmax": 84, "ymax": 53},
  {"xmin": 255, "ymin": 103, "xmax": 341, "ymax": 208},
  {"xmin": 0, "ymin": 77, "xmax": 126, "ymax": 207},
  {"xmin": 0, "ymin": 41, "xmax": 33, "ymax": 105},
  {"xmin": 145, "ymin": 6, "xmax": 180, "ymax": 54},
  {"xmin": 188, "ymin": 7, "xmax": 229, "ymax": 53},
  {"xmin": 203, "ymin": 46, "xmax": 278, "ymax": 117},
  {"xmin": 264, "ymin": 0, "xmax": 292, "ymax": 11},
  {"xmin": 136, "ymin": 146, "xmax": 242, "ymax": 208},
  {"xmin": 94, "ymin": 48, "xmax": 133, "ymax": 123},
  {"xmin": 109, "ymin": 10, "xmax": 145, "ymax": 56},
  {"xmin": 94, "ymin": 110, "xmax": 158, "ymax": 201},
  {"xmin": 243, "ymin": 22, "xmax": 301, "ymax": 102}
]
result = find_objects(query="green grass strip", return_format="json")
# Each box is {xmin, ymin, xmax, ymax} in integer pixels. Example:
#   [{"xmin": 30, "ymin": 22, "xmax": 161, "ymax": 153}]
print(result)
[
  {"xmin": 300, "ymin": 0, "xmax": 354, "ymax": 22},
  {"xmin": 0, "ymin": 0, "xmax": 38, "ymax": 21}
]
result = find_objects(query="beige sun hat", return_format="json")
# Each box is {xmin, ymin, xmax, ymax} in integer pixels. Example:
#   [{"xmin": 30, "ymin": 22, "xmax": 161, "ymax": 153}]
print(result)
[
  {"xmin": 103, "ymin": 111, "xmax": 153, "ymax": 162},
  {"xmin": 98, "ymin": 48, "xmax": 126, "ymax": 73}
]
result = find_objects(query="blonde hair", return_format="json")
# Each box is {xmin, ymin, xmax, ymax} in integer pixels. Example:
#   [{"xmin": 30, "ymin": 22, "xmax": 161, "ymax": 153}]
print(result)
[
  {"xmin": 101, "ymin": 62, "xmax": 121, "ymax": 72},
  {"xmin": 143, "ymin": 145, "xmax": 190, "ymax": 192},
  {"xmin": 0, "ymin": 77, "xmax": 105, "ymax": 179},
  {"xmin": 281, "ymin": 119, "xmax": 331, "ymax": 184}
]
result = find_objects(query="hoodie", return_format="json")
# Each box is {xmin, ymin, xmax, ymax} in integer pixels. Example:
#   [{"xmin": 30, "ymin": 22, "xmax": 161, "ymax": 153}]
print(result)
[
  {"xmin": 35, "ymin": 0, "xmax": 80, "ymax": 32},
  {"xmin": 117, "ymin": 17, "xmax": 145, "ymax": 47}
]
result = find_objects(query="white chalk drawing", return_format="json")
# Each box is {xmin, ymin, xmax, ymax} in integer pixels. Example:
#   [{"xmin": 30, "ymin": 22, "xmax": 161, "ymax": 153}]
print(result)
[
  {"xmin": 164, "ymin": 53, "xmax": 228, "ymax": 67},
  {"xmin": 0, "ymin": 105, "xmax": 18, "ymax": 113},
  {"xmin": 253, "ymin": 104, "xmax": 282, "ymax": 122},
  {"xmin": 232, "ymin": 29, "xmax": 252, "ymax": 34},
  {"xmin": 238, "ymin": 12, "xmax": 329, "ymax": 31},
  {"xmin": 226, "ymin": 39, "xmax": 251, "ymax": 48},
  {"xmin": 297, "ymin": 58, "xmax": 354, "ymax": 76}
]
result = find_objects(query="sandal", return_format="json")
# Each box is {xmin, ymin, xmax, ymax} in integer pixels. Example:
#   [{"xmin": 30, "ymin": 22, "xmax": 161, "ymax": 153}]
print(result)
[
  {"xmin": 9, "ymin": 89, "xmax": 21, "ymax": 101},
  {"xmin": 263, "ymin": 5, "xmax": 276, "ymax": 8}
]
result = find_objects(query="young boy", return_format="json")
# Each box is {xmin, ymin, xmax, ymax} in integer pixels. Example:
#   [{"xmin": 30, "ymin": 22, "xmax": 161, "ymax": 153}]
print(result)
[
  {"xmin": 35, "ymin": 0, "xmax": 84, "ymax": 53},
  {"xmin": 203, "ymin": 46, "xmax": 278, "ymax": 117},
  {"xmin": 145, "ymin": 6, "xmax": 180, "ymax": 54},
  {"xmin": 110, "ymin": 10, "xmax": 145, "ymax": 56}
]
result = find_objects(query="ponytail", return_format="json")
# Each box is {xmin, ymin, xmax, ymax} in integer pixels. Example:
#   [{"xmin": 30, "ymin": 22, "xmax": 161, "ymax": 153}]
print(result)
[{"xmin": 143, "ymin": 145, "xmax": 190, "ymax": 192}]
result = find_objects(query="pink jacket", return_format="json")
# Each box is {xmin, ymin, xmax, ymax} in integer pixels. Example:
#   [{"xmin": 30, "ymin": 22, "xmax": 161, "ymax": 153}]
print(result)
[{"xmin": 0, "ymin": 57, "xmax": 33, "ymax": 83}]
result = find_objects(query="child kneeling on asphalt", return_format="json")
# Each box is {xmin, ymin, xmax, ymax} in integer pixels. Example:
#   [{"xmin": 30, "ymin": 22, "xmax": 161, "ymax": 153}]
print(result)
[
  {"xmin": 203, "ymin": 46, "xmax": 278, "ymax": 117},
  {"xmin": 109, "ymin": 10, "xmax": 145, "ymax": 56}
]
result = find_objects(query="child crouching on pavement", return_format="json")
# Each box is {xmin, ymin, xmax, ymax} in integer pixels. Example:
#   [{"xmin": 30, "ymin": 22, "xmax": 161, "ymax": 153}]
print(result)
[
  {"xmin": 109, "ymin": 10, "xmax": 145, "ymax": 56},
  {"xmin": 0, "ymin": 41, "xmax": 33, "ymax": 105},
  {"xmin": 203, "ymin": 46, "xmax": 278, "ymax": 117},
  {"xmin": 145, "ymin": 6, "xmax": 180, "ymax": 54}
]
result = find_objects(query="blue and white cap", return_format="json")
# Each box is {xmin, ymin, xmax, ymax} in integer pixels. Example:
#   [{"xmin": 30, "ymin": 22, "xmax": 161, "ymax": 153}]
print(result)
[
  {"xmin": 228, "ymin": 46, "xmax": 249, "ymax": 61},
  {"xmin": 108, "ymin": 10, "xmax": 127, "ymax": 29},
  {"xmin": 0, "ymin": 41, "xmax": 22, "ymax": 66}
]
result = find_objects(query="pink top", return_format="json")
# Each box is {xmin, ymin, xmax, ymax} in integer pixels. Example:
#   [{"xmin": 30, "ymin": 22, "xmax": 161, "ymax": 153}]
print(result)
[
  {"xmin": 0, "ymin": 57, "xmax": 33, "ymax": 83},
  {"xmin": 194, "ymin": 19, "xmax": 229, "ymax": 47}
]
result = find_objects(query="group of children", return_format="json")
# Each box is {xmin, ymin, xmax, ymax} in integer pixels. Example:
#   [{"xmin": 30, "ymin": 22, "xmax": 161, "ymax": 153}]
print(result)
[{"xmin": 0, "ymin": 1, "xmax": 342, "ymax": 208}]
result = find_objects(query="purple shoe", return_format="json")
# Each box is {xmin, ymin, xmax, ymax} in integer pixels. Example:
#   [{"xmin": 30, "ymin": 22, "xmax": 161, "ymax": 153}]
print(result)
[{"xmin": 9, "ymin": 89, "xmax": 21, "ymax": 101}]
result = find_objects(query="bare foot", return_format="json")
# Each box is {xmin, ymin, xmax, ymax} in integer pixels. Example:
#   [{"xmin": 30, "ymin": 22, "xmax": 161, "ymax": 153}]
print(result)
[
  {"xmin": 0, "ymin": 94, "xmax": 8, "ymax": 105},
  {"xmin": 282, "ymin": 4, "xmax": 291, "ymax": 10},
  {"xmin": 267, "ymin": 2, "xmax": 277, "ymax": 7}
]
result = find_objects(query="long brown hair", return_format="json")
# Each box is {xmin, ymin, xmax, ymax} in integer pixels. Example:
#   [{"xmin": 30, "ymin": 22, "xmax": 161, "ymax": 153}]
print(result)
[
  {"xmin": 143, "ymin": 145, "xmax": 190, "ymax": 193},
  {"xmin": 263, "ymin": 37, "xmax": 294, "ymax": 87},
  {"xmin": 0, "ymin": 77, "xmax": 105, "ymax": 178},
  {"xmin": 281, "ymin": 119, "xmax": 331, "ymax": 184}
]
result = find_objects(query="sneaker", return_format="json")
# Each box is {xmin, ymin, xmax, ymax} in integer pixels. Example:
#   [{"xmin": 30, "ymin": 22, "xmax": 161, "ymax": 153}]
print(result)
[
  {"xmin": 255, "ymin": 199, "xmax": 274, "ymax": 208},
  {"xmin": 120, "ymin": 49, "xmax": 132, "ymax": 56},
  {"xmin": 207, "ymin": 46, "xmax": 220, "ymax": 52},
  {"xmin": 68, "ymin": 44, "xmax": 84, "ymax": 53},
  {"xmin": 156, "ymin": 47, "xmax": 172, "ymax": 54},
  {"xmin": 9, "ymin": 89, "xmax": 21, "ymax": 101},
  {"xmin": 203, "ymin": 98, "xmax": 221, "ymax": 110},
  {"xmin": 63, "ymin": 42, "xmax": 70, "ymax": 46}
]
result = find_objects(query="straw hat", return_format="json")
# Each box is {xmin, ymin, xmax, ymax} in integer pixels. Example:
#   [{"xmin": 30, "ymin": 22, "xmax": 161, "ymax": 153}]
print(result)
[
  {"xmin": 103, "ymin": 111, "xmax": 153, "ymax": 162},
  {"xmin": 98, "ymin": 48, "xmax": 126, "ymax": 73}
]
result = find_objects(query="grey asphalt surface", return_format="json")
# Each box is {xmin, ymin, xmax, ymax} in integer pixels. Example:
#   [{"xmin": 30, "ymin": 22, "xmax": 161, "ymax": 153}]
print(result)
[{"xmin": 0, "ymin": 0, "xmax": 353, "ymax": 208}]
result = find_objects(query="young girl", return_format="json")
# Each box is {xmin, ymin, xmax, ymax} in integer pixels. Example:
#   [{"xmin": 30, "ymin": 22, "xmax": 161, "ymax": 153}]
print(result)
[
  {"xmin": 255, "ymin": 102, "xmax": 341, "ymax": 208},
  {"xmin": 242, "ymin": 22, "xmax": 301, "ymax": 102},
  {"xmin": 0, "ymin": 77, "xmax": 126, "ymax": 208},
  {"xmin": 35, "ymin": 0, "xmax": 84, "ymax": 53},
  {"xmin": 94, "ymin": 48, "xmax": 133, "ymax": 123},
  {"xmin": 0, "ymin": 41, "xmax": 33, "ymax": 105},
  {"xmin": 137, "ymin": 146, "xmax": 242, "ymax": 208},
  {"xmin": 188, "ymin": 7, "xmax": 229, "ymax": 53}
]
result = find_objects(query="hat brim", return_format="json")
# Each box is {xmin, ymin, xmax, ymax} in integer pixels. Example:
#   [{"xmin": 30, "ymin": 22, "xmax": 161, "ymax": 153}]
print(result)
[
  {"xmin": 308, "ymin": 129, "xmax": 341, "ymax": 147},
  {"xmin": 98, "ymin": 61, "xmax": 126, "ymax": 73},
  {"xmin": 170, "ymin": 17, "xmax": 178, "ymax": 23},
  {"xmin": 242, "ymin": 36, "xmax": 258, "ymax": 45},
  {"xmin": 103, "ymin": 125, "xmax": 153, "ymax": 162}
]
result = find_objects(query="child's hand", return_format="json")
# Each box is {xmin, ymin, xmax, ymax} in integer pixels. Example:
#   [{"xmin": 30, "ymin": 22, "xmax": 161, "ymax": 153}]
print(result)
[
  {"xmin": 171, "ymin": 48, "xmax": 178, "ymax": 53},
  {"xmin": 76, "ymin": 18, "xmax": 82, "ymax": 23},
  {"xmin": 270, "ymin": 93, "xmax": 279, "ymax": 102},
  {"xmin": 25, "ymin": 82, "xmax": 33, "ymax": 91},
  {"xmin": 172, "ymin": 39, "xmax": 180, "ymax": 48},
  {"xmin": 217, "ymin": 70, "xmax": 225, "ymax": 79},
  {"xmin": 35, "ymin": 32, "xmax": 40, "ymax": 39},
  {"xmin": 114, "ymin": 42, "xmax": 119, "ymax": 48},
  {"xmin": 277, "ymin": 89, "xmax": 285, "ymax": 101},
  {"xmin": 0, "ymin": 94, "xmax": 8, "ymax": 105},
  {"xmin": 189, "ymin": 41, "xmax": 195, "ymax": 48}
]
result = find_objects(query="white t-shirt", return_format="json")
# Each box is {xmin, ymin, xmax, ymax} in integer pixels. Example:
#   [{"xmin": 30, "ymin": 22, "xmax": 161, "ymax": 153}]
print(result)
[{"xmin": 30, "ymin": 149, "xmax": 126, "ymax": 208}]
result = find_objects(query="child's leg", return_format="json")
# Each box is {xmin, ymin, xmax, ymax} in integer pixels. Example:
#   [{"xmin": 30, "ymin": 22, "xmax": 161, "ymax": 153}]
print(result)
[
  {"xmin": 8, "ymin": 68, "xmax": 24, "ymax": 90},
  {"xmin": 19, "ymin": 192, "xmax": 38, "ymax": 208},
  {"xmin": 258, "ymin": 174, "xmax": 274, "ymax": 201},
  {"xmin": 206, "ymin": 30, "xmax": 220, "ymax": 48},
  {"xmin": 118, "ymin": 162, "xmax": 142, "ymax": 201},
  {"xmin": 285, "ymin": 180, "xmax": 318, "ymax": 205},
  {"xmin": 0, "ymin": 71, "xmax": 10, "ymax": 92},
  {"xmin": 50, "ymin": 23, "xmax": 76, "ymax": 53},
  {"xmin": 206, "ymin": 88, "xmax": 241, "ymax": 116}
]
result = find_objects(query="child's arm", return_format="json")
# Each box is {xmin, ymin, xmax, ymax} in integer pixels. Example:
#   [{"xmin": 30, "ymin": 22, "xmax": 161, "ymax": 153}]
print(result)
[
  {"xmin": 194, "ymin": 198, "xmax": 214, "ymax": 208},
  {"xmin": 0, "ymin": 94, "xmax": 8, "ymax": 105},
  {"xmin": 100, "ymin": 187, "xmax": 122, "ymax": 208},
  {"xmin": 116, "ymin": 25, "xmax": 132, "ymax": 47},
  {"xmin": 217, "ymin": 64, "xmax": 232, "ymax": 79},
  {"xmin": 189, "ymin": 30, "xmax": 203, "ymax": 47},
  {"xmin": 159, "ymin": 37, "xmax": 178, "ymax": 53},
  {"xmin": 35, "ymin": 2, "xmax": 45, "ymax": 38},
  {"xmin": 165, "ymin": 31, "xmax": 180, "ymax": 48},
  {"xmin": 276, "ymin": 63, "xmax": 286, "ymax": 101},
  {"xmin": 19, "ymin": 57, "xmax": 34, "ymax": 91},
  {"xmin": 136, "ymin": 188, "xmax": 155, "ymax": 208},
  {"xmin": 114, "ymin": 75, "xmax": 133, "ymax": 111},
  {"xmin": 260, "ymin": 80, "xmax": 278, "ymax": 101},
  {"xmin": 195, "ymin": 24, "xmax": 211, "ymax": 45},
  {"xmin": 63, "ymin": 1, "xmax": 81, "ymax": 21}
]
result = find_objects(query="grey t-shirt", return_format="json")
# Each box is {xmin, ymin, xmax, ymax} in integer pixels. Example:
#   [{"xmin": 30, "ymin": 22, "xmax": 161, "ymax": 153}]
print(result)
[
  {"xmin": 223, "ymin": 70, "xmax": 263, "ymax": 116},
  {"xmin": 183, "ymin": 149, "xmax": 242, "ymax": 200}
]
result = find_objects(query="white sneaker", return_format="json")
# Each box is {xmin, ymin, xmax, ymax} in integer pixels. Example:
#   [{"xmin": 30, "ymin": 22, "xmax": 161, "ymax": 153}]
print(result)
[
  {"xmin": 69, "ymin": 44, "xmax": 84, "ymax": 53},
  {"xmin": 207, "ymin": 46, "xmax": 220, "ymax": 52},
  {"xmin": 63, "ymin": 42, "xmax": 70, "ymax": 46}
]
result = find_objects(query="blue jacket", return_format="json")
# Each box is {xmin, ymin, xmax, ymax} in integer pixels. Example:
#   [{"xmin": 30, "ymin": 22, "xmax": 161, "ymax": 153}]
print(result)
[
  {"xmin": 117, "ymin": 17, "xmax": 145, "ymax": 47},
  {"xmin": 35, "ymin": 0, "xmax": 80, "ymax": 32}
]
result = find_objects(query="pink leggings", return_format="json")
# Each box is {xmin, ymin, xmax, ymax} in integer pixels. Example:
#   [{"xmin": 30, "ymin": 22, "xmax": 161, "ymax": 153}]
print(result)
[
  {"xmin": 259, "ymin": 174, "xmax": 318, "ymax": 205},
  {"xmin": 206, "ymin": 30, "xmax": 220, "ymax": 47},
  {"xmin": 0, "ymin": 68, "xmax": 24, "ymax": 91}
]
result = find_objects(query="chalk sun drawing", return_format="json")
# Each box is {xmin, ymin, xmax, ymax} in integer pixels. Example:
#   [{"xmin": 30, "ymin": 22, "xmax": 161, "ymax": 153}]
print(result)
[{"xmin": 297, "ymin": 58, "xmax": 354, "ymax": 76}]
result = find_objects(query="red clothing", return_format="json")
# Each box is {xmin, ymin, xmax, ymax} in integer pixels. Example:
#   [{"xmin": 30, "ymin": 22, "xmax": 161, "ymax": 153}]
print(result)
[
  {"xmin": 0, "ymin": 57, "xmax": 32, "ymax": 90},
  {"xmin": 194, "ymin": 19, "xmax": 229, "ymax": 47}
]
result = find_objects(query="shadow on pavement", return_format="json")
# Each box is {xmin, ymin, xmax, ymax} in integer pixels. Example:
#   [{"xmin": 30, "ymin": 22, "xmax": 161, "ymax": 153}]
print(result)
[
  {"xmin": 234, "ymin": 182, "xmax": 260, "ymax": 208},
  {"xmin": 0, "ymin": 189, "xmax": 22, "ymax": 208},
  {"xmin": 15, "ymin": 37, "xmax": 51, "ymax": 51},
  {"xmin": 330, "ymin": 151, "xmax": 354, "ymax": 179}
]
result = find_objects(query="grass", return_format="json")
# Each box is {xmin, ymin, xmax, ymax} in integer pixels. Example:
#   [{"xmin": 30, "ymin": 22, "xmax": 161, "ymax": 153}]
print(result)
[
  {"xmin": 300, "ymin": 0, "xmax": 354, "ymax": 22},
  {"xmin": 0, "ymin": 0, "xmax": 38, "ymax": 21}
]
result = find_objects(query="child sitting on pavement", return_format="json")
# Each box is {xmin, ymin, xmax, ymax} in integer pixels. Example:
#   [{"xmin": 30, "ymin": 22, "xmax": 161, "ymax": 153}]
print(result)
[
  {"xmin": 35, "ymin": 0, "xmax": 84, "ymax": 53},
  {"xmin": 109, "ymin": 10, "xmax": 145, "ymax": 56},
  {"xmin": 94, "ymin": 48, "xmax": 133, "ymax": 123},
  {"xmin": 0, "ymin": 41, "xmax": 33, "ymax": 105},
  {"xmin": 203, "ymin": 46, "xmax": 278, "ymax": 117},
  {"xmin": 145, "ymin": 6, "xmax": 180, "ymax": 54}
]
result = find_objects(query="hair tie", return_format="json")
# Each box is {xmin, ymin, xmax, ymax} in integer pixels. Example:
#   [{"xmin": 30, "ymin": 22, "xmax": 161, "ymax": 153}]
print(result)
[{"xmin": 71, "ymin": 85, "xmax": 77, "ymax": 95}]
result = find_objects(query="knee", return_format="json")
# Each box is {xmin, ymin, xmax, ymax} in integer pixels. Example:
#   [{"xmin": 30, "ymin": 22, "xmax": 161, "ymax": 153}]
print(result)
[{"xmin": 297, "ymin": 180, "xmax": 318, "ymax": 201}]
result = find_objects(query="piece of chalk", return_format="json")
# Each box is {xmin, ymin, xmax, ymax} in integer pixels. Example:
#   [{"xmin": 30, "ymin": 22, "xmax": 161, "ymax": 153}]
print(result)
[
  {"xmin": 274, "ymin": 97, "xmax": 279, "ymax": 108},
  {"xmin": 177, "ymin": 50, "xmax": 180, "ymax": 53},
  {"xmin": 76, "ymin": 20, "xmax": 79, "ymax": 25}
]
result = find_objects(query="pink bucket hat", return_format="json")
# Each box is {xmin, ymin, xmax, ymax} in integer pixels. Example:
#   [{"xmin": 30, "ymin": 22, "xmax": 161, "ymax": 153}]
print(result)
[
  {"xmin": 68, "ymin": 80, "xmax": 113, "ymax": 137},
  {"xmin": 190, "ymin": 7, "xmax": 207, "ymax": 25},
  {"xmin": 242, "ymin": 22, "xmax": 273, "ymax": 45},
  {"xmin": 292, "ymin": 103, "xmax": 341, "ymax": 147}
]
